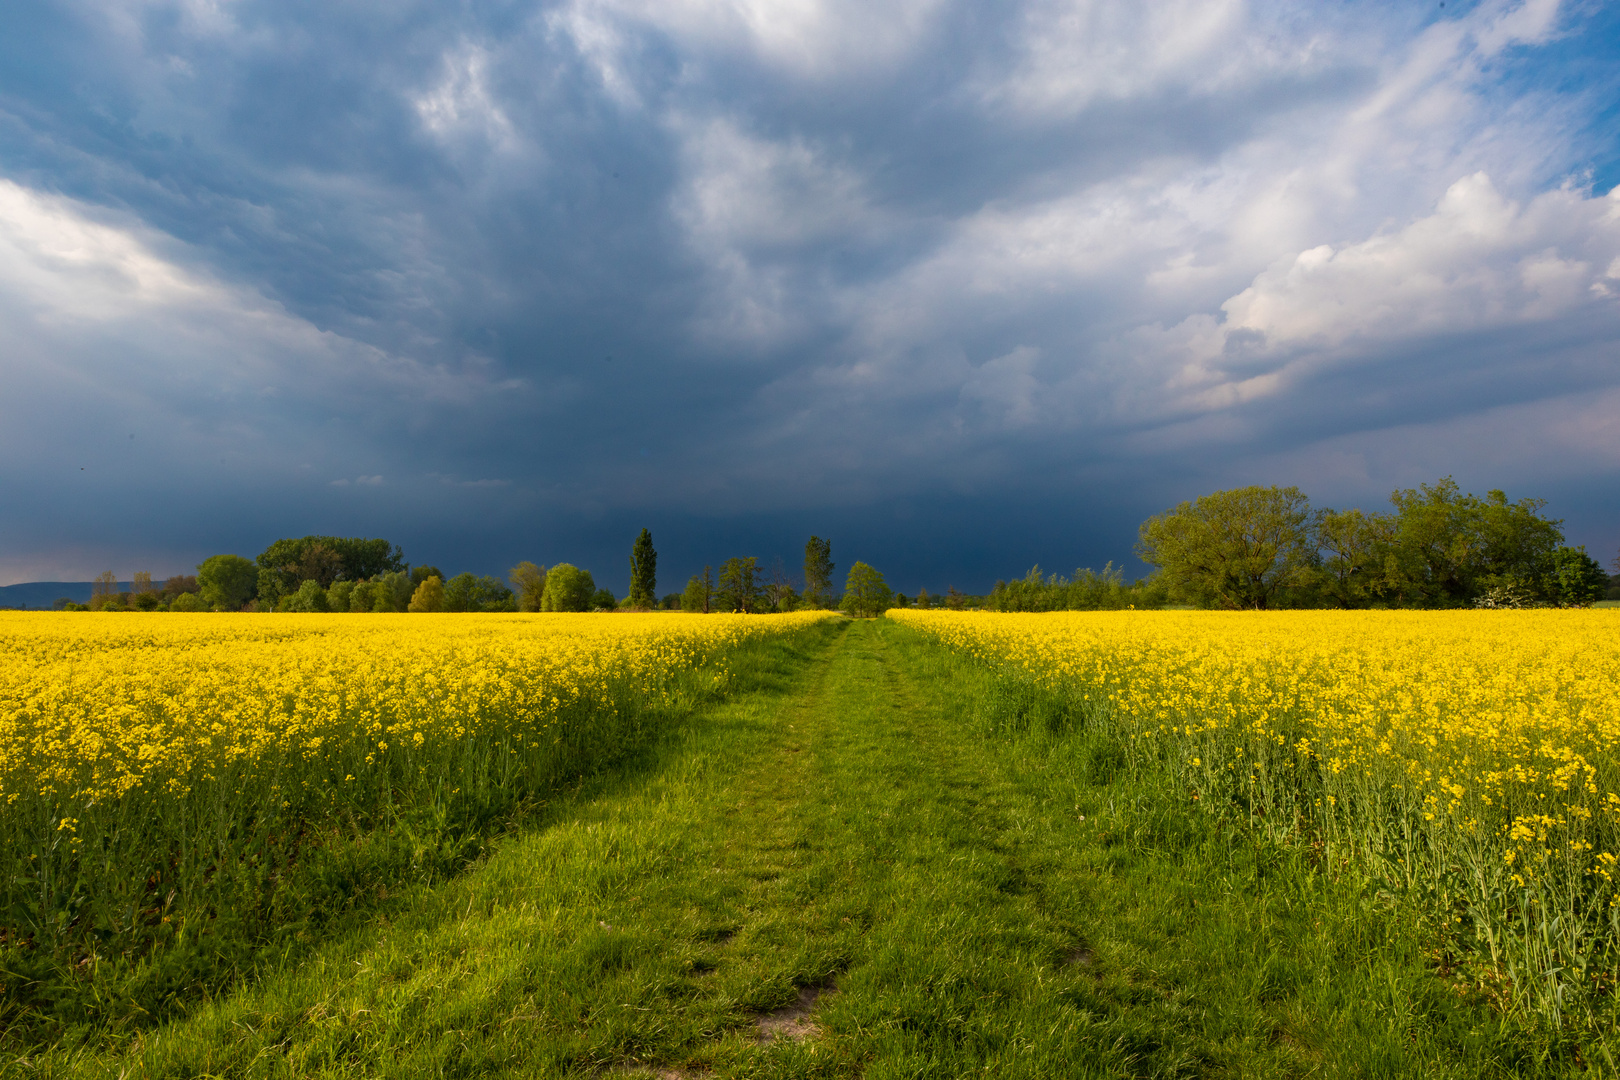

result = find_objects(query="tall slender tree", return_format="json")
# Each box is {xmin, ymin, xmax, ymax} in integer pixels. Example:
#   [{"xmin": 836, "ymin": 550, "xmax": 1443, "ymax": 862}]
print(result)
[
  {"xmin": 804, "ymin": 536, "xmax": 834, "ymax": 608},
  {"xmin": 629, "ymin": 529, "xmax": 657, "ymax": 608}
]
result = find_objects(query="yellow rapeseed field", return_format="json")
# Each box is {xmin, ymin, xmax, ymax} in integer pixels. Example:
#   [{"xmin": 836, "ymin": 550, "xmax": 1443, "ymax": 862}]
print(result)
[
  {"xmin": 0, "ymin": 610, "xmax": 831, "ymax": 959},
  {"xmin": 890, "ymin": 608, "xmax": 1620, "ymax": 1020}
]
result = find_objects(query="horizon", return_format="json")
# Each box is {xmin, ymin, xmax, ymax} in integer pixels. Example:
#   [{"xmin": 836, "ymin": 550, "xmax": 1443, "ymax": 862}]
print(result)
[{"xmin": 3, "ymin": 0, "xmax": 1618, "ymax": 591}]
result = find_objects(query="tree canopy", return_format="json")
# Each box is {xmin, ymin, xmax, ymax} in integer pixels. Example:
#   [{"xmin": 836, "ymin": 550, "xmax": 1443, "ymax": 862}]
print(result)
[
  {"xmin": 540, "ymin": 564, "xmax": 595, "ymax": 612},
  {"xmin": 197, "ymin": 554, "xmax": 259, "ymax": 611},
  {"xmin": 1136, "ymin": 485, "xmax": 1316, "ymax": 610},
  {"xmin": 840, "ymin": 561, "xmax": 893, "ymax": 618}
]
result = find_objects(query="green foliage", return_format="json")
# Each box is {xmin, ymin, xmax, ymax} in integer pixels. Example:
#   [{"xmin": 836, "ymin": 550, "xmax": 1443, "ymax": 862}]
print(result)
[
  {"xmin": 803, "ymin": 536, "xmax": 835, "ymax": 608},
  {"xmin": 168, "ymin": 592, "xmax": 204, "ymax": 612},
  {"xmin": 256, "ymin": 536, "xmax": 405, "ymax": 597},
  {"xmin": 408, "ymin": 575, "xmax": 445, "ymax": 613},
  {"xmin": 1384, "ymin": 478, "xmax": 1563, "ymax": 606},
  {"xmin": 629, "ymin": 529, "xmax": 657, "ymax": 608},
  {"xmin": 410, "ymin": 565, "xmax": 444, "ymax": 588},
  {"xmin": 327, "ymin": 580, "xmax": 355, "ymax": 613},
  {"xmin": 717, "ymin": 556, "xmax": 761, "ymax": 613},
  {"xmin": 590, "ymin": 587, "xmax": 618, "ymax": 611},
  {"xmin": 510, "ymin": 562, "xmax": 547, "ymax": 612},
  {"xmin": 438, "ymin": 574, "xmax": 514, "ymax": 613},
  {"xmin": 345, "ymin": 580, "xmax": 374, "ymax": 613},
  {"xmin": 987, "ymin": 563, "xmax": 1155, "ymax": 611},
  {"xmin": 1137, "ymin": 485, "xmax": 1317, "ymax": 610},
  {"xmin": 541, "ymin": 564, "xmax": 595, "ymax": 612},
  {"xmin": 840, "ymin": 560, "xmax": 893, "ymax": 617},
  {"xmin": 284, "ymin": 579, "xmax": 331, "ymax": 613},
  {"xmin": 681, "ymin": 567, "xmax": 714, "ymax": 613},
  {"xmin": 370, "ymin": 571, "xmax": 413, "ymax": 613},
  {"xmin": 1315, "ymin": 506, "xmax": 1395, "ymax": 608},
  {"xmin": 1550, "ymin": 546, "xmax": 1608, "ymax": 606},
  {"xmin": 196, "ymin": 554, "xmax": 259, "ymax": 611}
]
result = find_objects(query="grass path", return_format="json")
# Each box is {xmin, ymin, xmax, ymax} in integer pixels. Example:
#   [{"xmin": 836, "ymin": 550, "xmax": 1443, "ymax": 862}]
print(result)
[{"xmin": 36, "ymin": 618, "xmax": 1542, "ymax": 1078}]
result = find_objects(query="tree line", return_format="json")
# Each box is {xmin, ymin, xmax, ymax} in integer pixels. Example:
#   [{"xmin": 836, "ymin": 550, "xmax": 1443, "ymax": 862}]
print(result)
[
  {"xmin": 49, "ymin": 476, "xmax": 1618, "ymax": 615},
  {"xmin": 1133, "ymin": 478, "xmax": 1613, "ymax": 610}
]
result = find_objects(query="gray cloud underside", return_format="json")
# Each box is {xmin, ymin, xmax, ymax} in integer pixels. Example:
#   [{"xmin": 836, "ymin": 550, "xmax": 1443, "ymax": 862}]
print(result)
[{"xmin": 1, "ymin": 0, "xmax": 1617, "ymax": 584}]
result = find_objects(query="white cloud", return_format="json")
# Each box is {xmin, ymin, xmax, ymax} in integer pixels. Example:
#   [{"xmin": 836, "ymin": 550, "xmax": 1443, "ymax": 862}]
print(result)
[
  {"xmin": 550, "ymin": 0, "xmax": 945, "ymax": 83},
  {"xmin": 979, "ymin": 0, "xmax": 1270, "ymax": 117},
  {"xmin": 413, "ymin": 43, "xmax": 520, "ymax": 153},
  {"xmin": 1147, "ymin": 174, "xmax": 1620, "ymax": 412},
  {"xmin": 0, "ymin": 180, "xmax": 489, "ymax": 472}
]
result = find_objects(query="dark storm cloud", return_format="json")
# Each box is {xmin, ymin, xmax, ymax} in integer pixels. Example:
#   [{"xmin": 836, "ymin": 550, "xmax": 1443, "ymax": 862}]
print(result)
[{"xmin": 1, "ymin": 0, "xmax": 1617, "ymax": 589}]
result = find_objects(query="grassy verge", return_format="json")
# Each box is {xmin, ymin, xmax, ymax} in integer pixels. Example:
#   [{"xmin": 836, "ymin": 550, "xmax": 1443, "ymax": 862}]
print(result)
[{"xmin": 18, "ymin": 618, "xmax": 1581, "ymax": 1077}]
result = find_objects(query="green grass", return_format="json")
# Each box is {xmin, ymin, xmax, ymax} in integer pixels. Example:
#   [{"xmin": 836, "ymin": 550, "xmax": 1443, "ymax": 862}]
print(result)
[{"xmin": 16, "ymin": 618, "xmax": 1586, "ymax": 1077}]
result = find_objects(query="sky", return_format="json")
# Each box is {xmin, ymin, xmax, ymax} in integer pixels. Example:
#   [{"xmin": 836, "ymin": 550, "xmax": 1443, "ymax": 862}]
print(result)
[{"xmin": 2, "ymin": 0, "xmax": 1618, "ymax": 595}]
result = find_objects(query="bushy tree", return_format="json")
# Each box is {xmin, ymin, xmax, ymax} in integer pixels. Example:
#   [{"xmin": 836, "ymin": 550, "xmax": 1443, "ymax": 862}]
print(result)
[
  {"xmin": 169, "ymin": 591, "xmax": 205, "ymax": 612},
  {"xmin": 1550, "ymin": 546, "xmax": 1608, "ymax": 606},
  {"xmin": 284, "ymin": 579, "xmax": 330, "ymax": 613},
  {"xmin": 197, "ymin": 554, "xmax": 259, "ymax": 611},
  {"xmin": 629, "ymin": 529, "xmax": 657, "ymax": 608},
  {"xmin": 328, "ymin": 579, "xmax": 355, "ymax": 612},
  {"xmin": 371, "ymin": 571, "xmax": 414, "ymax": 613},
  {"xmin": 718, "ymin": 557, "xmax": 761, "ymax": 613},
  {"xmin": 840, "ymin": 561, "xmax": 893, "ymax": 617},
  {"xmin": 510, "ymin": 561, "xmax": 547, "ymax": 612},
  {"xmin": 1383, "ymin": 479, "xmax": 1562, "ymax": 606},
  {"xmin": 411, "ymin": 565, "xmax": 445, "ymax": 588},
  {"xmin": 681, "ymin": 567, "xmax": 714, "ymax": 613},
  {"xmin": 541, "ymin": 564, "xmax": 595, "ymax": 612},
  {"xmin": 349, "ymin": 580, "xmax": 379, "ymax": 613},
  {"xmin": 1137, "ymin": 486, "xmax": 1317, "ymax": 610},
  {"xmin": 1315, "ymin": 507, "xmax": 1396, "ymax": 608},
  {"xmin": 590, "ymin": 587, "xmax": 617, "ymax": 611},
  {"xmin": 409, "ymin": 575, "xmax": 445, "ymax": 612},
  {"xmin": 256, "ymin": 536, "xmax": 405, "ymax": 597},
  {"xmin": 804, "ymin": 537, "xmax": 834, "ymax": 608},
  {"xmin": 443, "ymin": 573, "xmax": 515, "ymax": 612}
]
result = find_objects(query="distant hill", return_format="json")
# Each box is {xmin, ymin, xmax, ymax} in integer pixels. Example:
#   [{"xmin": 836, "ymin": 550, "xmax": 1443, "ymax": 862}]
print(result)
[{"xmin": 0, "ymin": 582, "xmax": 130, "ymax": 609}]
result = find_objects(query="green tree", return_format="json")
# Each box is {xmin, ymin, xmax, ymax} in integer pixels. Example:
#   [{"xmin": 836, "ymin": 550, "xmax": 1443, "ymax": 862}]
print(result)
[
  {"xmin": 681, "ymin": 567, "xmax": 714, "ymax": 613},
  {"xmin": 409, "ymin": 575, "xmax": 445, "ymax": 612},
  {"xmin": 1314, "ymin": 507, "xmax": 1396, "ymax": 608},
  {"xmin": 541, "ymin": 564, "xmax": 595, "ymax": 612},
  {"xmin": 804, "ymin": 536, "xmax": 834, "ymax": 608},
  {"xmin": 717, "ymin": 557, "xmax": 761, "ymax": 613},
  {"xmin": 510, "ymin": 562, "xmax": 547, "ymax": 612},
  {"xmin": 840, "ymin": 561, "xmax": 893, "ymax": 617},
  {"xmin": 1550, "ymin": 546, "xmax": 1608, "ymax": 606},
  {"xmin": 197, "ymin": 554, "xmax": 259, "ymax": 611},
  {"xmin": 256, "ymin": 536, "xmax": 405, "ymax": 597},
  {"xmin": 629, "ymin": 529, "xmax": 657, "ymax": 608},
  {"xmin": 328, "ymin": 580, "xmax": 355, "ymax": 612},
  {"xmin": 349, "ymin": 580, "xmax": 379, "ymax": 613},
  {"xmin": 411, "ymin": 565, "xmax": 445, "ymax": 588},
  {"xmin": 1136, "ymin": 485, "xmax": 1316, "ymax": 610},
  {"xmin": 590, "ymin": 587, "xmax": 618, "ymax": 611},
  {"xmin": 915, "ymin": 587, "xmax": 932, "ymax": 609},
  {"xmin": 169, "ymin": 591, "xmax": 205, "ymax": 612},
  {"xmin": 284, "ymin": 579, "xmax": 330, "ymax": 613},
  {"xmin": 1384, "ymin": 478, "xmax": 1563, "ymax": 605},
  {"xmin": 371, "ymin": 571, "xmax": 414, "ymax": 613}
]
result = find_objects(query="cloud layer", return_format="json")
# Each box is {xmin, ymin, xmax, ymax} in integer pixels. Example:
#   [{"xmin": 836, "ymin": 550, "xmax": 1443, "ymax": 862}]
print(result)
[{"xmin": 1, "ymin": 0, "xmax": 1617, "ymax": 586}]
